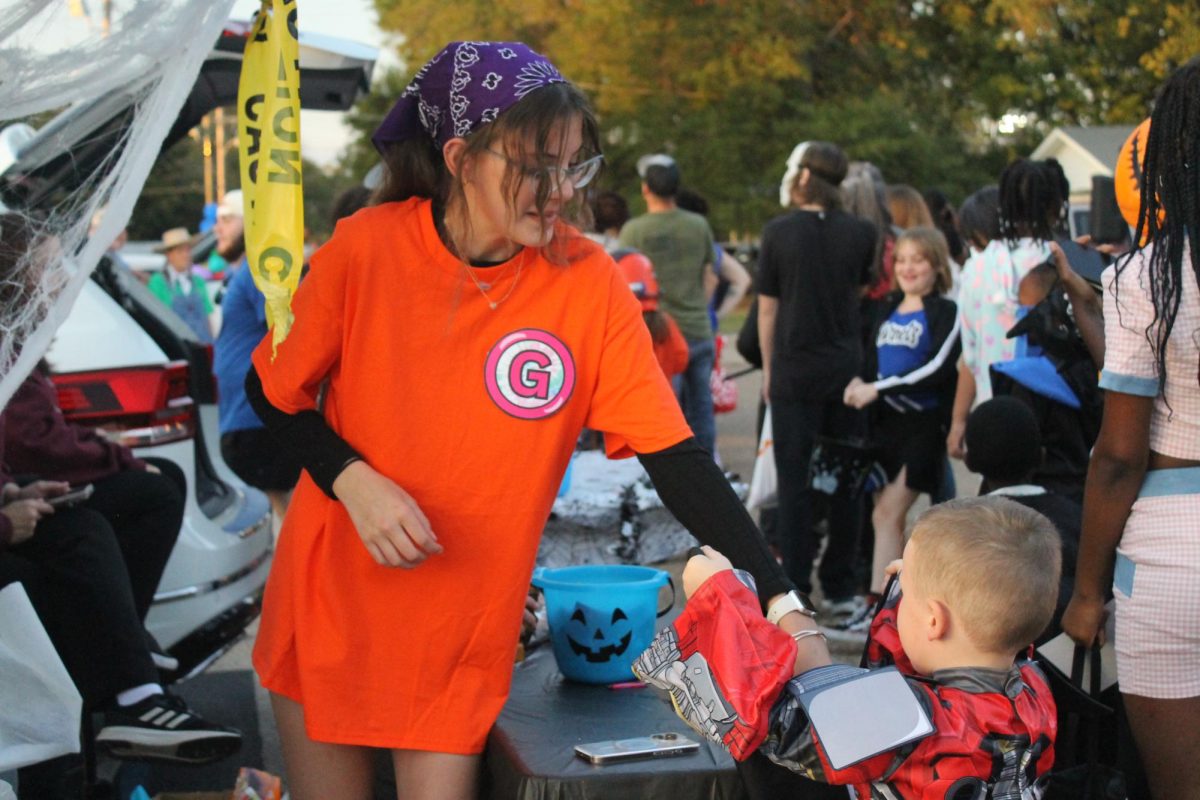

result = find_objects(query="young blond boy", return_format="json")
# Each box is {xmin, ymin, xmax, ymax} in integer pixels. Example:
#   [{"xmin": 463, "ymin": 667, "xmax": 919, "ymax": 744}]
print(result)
[{"xmin": 634, "ymin": 496, "xmax": 1060, "ymax": 799}]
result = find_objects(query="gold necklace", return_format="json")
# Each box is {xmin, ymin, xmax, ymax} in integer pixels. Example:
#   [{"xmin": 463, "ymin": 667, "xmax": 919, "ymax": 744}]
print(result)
[{"xmin": 463, "ymin": 250, "xmax": 526, "ymax": 310}]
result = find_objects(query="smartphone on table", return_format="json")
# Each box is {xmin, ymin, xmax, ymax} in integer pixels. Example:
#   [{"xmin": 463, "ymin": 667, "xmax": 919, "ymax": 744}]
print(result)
[
  {"xmin": 574, "ymin": 732, "xmax": 700, "ymax": 764},
  {"xmin": 47, "ymin": 484, "xmax": 94, "ymax": 509}
]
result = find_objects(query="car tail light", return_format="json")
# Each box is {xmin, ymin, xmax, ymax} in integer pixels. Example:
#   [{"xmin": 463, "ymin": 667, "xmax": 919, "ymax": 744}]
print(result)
[{"xmin": 53, "ymin": 361, "xmax": 196, "ymax": 447}]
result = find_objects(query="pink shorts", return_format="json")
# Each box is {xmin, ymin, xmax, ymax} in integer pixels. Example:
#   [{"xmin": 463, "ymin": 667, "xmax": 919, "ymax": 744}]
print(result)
[{"xmin": 1114, "ymin": 468, "xmax": 1200, "ymax": 699}]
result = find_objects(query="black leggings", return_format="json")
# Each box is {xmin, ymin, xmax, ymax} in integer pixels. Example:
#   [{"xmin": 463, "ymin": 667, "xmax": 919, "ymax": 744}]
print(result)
[{"xmin": 771, "ymin": 394, "xmax": 865, "ymax": 599}]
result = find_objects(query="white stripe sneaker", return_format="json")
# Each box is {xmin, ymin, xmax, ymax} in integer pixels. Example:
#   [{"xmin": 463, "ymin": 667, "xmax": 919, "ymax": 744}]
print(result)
[{"xmin": 96, "ymin": 692, "xmax": 241, "ymax": 764}]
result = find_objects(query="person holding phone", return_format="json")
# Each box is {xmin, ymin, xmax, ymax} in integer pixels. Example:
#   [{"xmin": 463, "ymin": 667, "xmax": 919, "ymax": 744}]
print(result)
[
  {"xmin": 2, "ymin": 361, "xmax": 184, "ymax": 623},
  {"xmin": 0, "ymin": 428, "xmax": 242, "ymax": 772}
]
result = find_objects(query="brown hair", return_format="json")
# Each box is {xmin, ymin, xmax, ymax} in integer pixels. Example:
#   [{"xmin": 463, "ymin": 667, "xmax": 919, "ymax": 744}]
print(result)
[
  {"xmin": 886, "ymin": 184, "xmax": 934, "ymax": 229},
  {"xmin": 643, "ymin": 309, "xmax": 671, "ymax": 345},
  {"xmin": 792, "ymin": 142, "xmax": 847, "ymax": 211},
  {"xmin": 894, "ymin": 226, "xmax": 953, "ymax": 296},
  {"xmin": 0, "ymin": 212, "xmax": 43, "ymax": 308},
  {"xmin": 908, "ymin": 497, "xmax": 1061, "ymax": 655},
  {"xmin": 373, "ymin": 82, "xmax": 602, "ymax": 266}
]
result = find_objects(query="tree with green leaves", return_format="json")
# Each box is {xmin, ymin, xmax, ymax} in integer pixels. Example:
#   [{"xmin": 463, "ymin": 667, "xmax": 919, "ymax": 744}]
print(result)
[{"xmin": 351, "ymin": 0, "xmax": 1189, "ymax": 239}]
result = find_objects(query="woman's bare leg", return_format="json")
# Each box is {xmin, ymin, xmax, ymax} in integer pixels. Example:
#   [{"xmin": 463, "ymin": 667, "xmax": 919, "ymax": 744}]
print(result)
[
  {"xmin": 270, "ymin": 691, "xmax": 374, "ymax": 800},
  {"xmin": 1123, "ymin": 693, "xmax": 1200, "ymax": 800},
  {"xmin": 392, "ymin": 748, "xmax": 482, "ymax": 800}
]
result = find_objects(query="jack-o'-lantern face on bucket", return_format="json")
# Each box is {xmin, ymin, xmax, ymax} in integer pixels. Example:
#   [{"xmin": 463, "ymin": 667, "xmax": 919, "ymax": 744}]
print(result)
[{"xmin": 566, "ymin": 604, "xmax": 632, "ymax": 663}]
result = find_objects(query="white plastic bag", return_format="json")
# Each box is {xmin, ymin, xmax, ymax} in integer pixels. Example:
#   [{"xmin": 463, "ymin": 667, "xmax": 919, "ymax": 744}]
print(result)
[
  {"xmin": 0, "ymin": 583, "xmax": 82, "ymax": 771},
  {"xmin": 747, "ymin": 406, "xmax": 778, "ymax": 510}
]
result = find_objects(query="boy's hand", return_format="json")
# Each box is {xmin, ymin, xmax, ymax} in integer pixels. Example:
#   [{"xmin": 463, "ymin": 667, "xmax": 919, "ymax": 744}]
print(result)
[
  {"xmin": 883, "ymin": 559, "xmax": 903, "ymax": 579},
  {"xmin": 682, "ymin": 545, "xmax": 733, "ymax": 598}
]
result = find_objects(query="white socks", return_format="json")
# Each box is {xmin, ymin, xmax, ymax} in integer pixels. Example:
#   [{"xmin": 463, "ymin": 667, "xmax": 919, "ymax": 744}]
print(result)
[{"xmin": 116, "ymin": 683, "xmax": 163, "ymax": 707}]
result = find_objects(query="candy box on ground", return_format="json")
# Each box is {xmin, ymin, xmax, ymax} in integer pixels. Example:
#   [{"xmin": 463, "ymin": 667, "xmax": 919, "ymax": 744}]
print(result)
[{"xmin": 153, "ymin": 767, "xmax": 282, "ymax": 800}]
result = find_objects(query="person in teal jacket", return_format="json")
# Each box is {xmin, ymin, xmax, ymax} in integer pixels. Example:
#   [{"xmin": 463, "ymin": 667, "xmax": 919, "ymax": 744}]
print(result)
[{"xmin": 147, "ymin": 227, "xmax": 213, "ymax": 342}]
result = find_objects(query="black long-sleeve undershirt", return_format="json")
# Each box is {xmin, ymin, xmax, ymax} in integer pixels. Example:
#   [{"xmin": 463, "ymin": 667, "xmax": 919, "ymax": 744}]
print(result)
[
  {"xmin": 244, "ymin": 367, "xmax": 362, "ymax": 497},
  {"xmin": 245, "ymin": 366, "xmax": 793, "ymax": 605}
]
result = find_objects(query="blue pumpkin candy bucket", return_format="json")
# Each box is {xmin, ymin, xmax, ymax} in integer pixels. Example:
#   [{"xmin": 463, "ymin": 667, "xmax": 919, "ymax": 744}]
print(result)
[{"xmin": 531, "ymin": 565, "xmax": 674, "ymax": 684}]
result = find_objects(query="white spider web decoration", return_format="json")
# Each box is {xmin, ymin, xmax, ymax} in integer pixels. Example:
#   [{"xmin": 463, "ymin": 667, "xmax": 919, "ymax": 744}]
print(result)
[{"xmin": 0, "ymin": 0, "xmax": 235, "ymax": 408}]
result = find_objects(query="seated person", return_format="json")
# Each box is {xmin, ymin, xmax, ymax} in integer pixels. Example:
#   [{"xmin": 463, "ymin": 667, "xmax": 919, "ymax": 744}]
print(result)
[
  {"xmin": 2, "ymin": 362, "xmax": 185, "ymax": 632},
  {"xmin": 966, "ymin": 395, "xmax": 1080, "ymax": 641},
  {"xmin": 635, "ymin": 496, "xmax": 1059, "ymax": 799},
  {"xmin": 0, "ymin": 445, "xmax": 240, "ymax": 767}
]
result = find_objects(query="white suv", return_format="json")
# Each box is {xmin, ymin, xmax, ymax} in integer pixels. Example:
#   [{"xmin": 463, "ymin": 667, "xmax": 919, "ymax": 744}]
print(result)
[{"xmin": 2, "ymin": 23, "xmax": 375, "ymax": 677}]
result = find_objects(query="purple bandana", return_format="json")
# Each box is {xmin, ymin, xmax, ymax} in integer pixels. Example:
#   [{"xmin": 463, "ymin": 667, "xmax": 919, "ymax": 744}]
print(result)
[{"xmin": 372, "ymin": 41, "xmax": 566, "ymax": 153}]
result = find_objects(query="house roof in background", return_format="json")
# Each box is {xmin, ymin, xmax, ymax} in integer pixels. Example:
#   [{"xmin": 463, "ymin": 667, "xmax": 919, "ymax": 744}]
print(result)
[
  {"xmin": 1060, "ymin": 125, "xmax": 1136, "ymax": 168},
  {"xmin": 1032, "ymin": 125, "xmax": 1136, "ymax": 175}
]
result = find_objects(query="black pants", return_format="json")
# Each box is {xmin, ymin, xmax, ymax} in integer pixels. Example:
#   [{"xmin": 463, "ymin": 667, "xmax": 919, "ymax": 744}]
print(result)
[
  {"xmin": 0, "ymin": 509, "xmax": 157, "ymax": 707},
  {"xmin": 78, "ymin": 457, "xmax": 184, "ymax": 621},
  {"xmin": 736, "ymin": 749, "xmax": 849, "ymax": 799},
  {"xmin": 771, "ymin": 394, "xmax": 864, "ymax": 599}
]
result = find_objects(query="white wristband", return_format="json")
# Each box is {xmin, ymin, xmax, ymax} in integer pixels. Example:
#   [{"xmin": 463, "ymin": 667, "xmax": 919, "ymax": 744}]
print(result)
[{"xmin": 766, "ymin": 590, "xmax": 817, "ymax": 625}]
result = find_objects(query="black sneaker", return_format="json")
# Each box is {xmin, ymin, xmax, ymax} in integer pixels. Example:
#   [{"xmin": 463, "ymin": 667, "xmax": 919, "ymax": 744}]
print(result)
[{"xmin": 96, "ymin": 693, "xmax": 242, "ymax": 764}]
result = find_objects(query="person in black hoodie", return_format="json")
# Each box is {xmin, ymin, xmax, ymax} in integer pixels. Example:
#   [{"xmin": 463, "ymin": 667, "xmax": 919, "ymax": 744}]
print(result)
[{"xmin": 826, "ymin": 226, "xmax": 960, "ymax": 641}]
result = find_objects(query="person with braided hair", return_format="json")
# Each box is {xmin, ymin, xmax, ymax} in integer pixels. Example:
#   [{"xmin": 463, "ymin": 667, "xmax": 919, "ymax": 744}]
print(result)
[
  {"xmin": 1063, "ymin": 58, "xmax": 1200, "ymax": 800},
  {"xmin": 946, "ymin": 159, "xmax": 1064, "ymax": 457}
]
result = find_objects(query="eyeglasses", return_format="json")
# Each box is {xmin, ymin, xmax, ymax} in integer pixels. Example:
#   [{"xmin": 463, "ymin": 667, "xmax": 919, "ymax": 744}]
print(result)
[{"xmin": 486, "ymin": 149, "xmax": 604, "ymax": 190}]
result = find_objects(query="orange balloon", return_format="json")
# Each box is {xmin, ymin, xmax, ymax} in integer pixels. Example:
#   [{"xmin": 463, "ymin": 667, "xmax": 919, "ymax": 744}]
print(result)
[{"xmin": 1114, "ymin": 118, "xmax": 1159, "ymax": 231}]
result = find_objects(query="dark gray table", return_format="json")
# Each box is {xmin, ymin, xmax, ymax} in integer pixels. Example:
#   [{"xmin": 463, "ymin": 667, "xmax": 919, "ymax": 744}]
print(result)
[{"xmin": 484, "ymin": 643, "xmax": 748, "ymax": 800}]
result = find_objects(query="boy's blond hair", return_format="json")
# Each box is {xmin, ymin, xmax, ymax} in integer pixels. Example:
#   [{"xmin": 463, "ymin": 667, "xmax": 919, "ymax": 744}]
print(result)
[{"xmin": 908, "ymin": 497, "xmax": 1061, "ymax": 654}]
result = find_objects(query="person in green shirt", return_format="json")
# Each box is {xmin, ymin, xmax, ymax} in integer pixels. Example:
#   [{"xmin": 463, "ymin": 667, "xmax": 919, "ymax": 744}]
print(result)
[
  {"xmin": 147, "ymin": 227, "xmax": 213, "ymax": 343},
  {"xmin": 619, "ymin": 154, "xmax": 717, "ymax": 456}
]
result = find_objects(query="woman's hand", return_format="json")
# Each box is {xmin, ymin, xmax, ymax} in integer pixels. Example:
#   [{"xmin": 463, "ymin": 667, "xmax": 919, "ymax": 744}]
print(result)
[
  {"xmin": 13, "ymin": 480, "xmax": 70, "ymax": 501},
  {"xmin": 682, "ymin": 545, "xmax": 733, "ymax": 598},
  {"xmin": 1, "ymin": 499, "xmax": 54, "ymax": 545},
  {"xmin": 333, "ymin": 460, "xmax": 443, "ymax": 568},
  {"xmin": 842, "ymin": 377, "xmax": 863, "ymax": 406},
  {"xmin": 843, "ymin": 380, "xmax": 878, "ymax": 409},
  {"xmin": 1062, "ymin": 592, "xmax": 1109, "ymax": 647},
  {"xmin": 1047, "ymin": 241, "xmax": 1080, "ymax": 284}
]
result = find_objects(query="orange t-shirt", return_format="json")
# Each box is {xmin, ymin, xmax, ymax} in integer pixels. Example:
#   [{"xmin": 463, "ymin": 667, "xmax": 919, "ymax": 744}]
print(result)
[
  {"xmin": 654, "ymin": 312, "xmax": 690, "ymax": 379},
  {"xmin": 250, "ymin": 198, "xmax": 692, "ymax": 752}
]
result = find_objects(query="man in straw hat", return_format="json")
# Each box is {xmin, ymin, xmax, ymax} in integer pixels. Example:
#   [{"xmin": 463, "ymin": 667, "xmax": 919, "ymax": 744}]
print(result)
[{"xmin": 147, "ymin": 226, "xmax": 213, "ymax": 343}]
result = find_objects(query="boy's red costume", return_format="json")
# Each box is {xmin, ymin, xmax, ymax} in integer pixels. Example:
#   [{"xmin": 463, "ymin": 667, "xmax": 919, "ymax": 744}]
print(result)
[{"xmin": 633, "ymin": 570, "xmax": 1057, "ymax": 799}]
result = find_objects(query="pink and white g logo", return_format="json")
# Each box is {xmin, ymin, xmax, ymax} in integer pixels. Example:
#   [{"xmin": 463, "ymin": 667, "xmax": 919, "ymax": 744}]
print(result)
[{"xmin": 484, "ymin": 329, "xmax": 576, "ymax": 419}]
